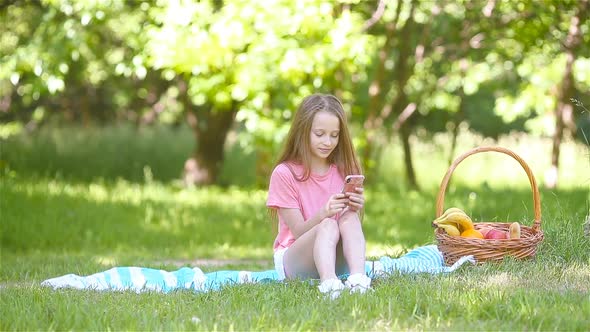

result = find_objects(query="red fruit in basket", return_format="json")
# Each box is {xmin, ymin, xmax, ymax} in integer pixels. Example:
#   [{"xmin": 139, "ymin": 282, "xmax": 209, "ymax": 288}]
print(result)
[
  {"xmin": 485, "ymin": 229, "xmax": 509, "ymax": 240},
  {"xmin": 477, "ymin": 226, "xmax": 493, "ymax": 238}
]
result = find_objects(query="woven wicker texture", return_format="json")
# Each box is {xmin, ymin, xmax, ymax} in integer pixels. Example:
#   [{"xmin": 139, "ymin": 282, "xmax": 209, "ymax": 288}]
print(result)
[{"xmin": 434, "ymin": 146, "xmax": 544, "ymax": 265}]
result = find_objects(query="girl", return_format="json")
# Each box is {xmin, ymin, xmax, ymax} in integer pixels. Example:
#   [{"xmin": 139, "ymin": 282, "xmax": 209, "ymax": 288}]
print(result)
[{"xmin": 267, "ymin": 93, "xmax": 371, "ymax": 299}]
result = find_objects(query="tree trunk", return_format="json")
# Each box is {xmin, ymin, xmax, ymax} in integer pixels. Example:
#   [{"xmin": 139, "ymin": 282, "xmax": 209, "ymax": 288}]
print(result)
[
  {"xmin": 361, "ymin": 1, "xmax": 402, "ymax": 173},
  {"xmin": 388, "ymin": 0, "xmax": 418, "ymax": 190},
  {"xmin": 547, "ymin": 0, "xmax": 588, "ymax": 188},
  {"xmin": 548, "ymin": 89, "xmax": 568, "ymax": 189},
  {"xmin": 400, "ymin": 124, "xmax": 418, "ymax": 190},
  {"xmin": 178, "ymin": 76, "xmax": 237, "ymax": 186},
  {"xmin": 448, "ymin": 116, "xmax": 461, "ymax": 167},
  {"xmin": 449, "ymin": 91, "xmax": 466, "ymax": 166},
  {"xmin": 184, "ymin": 107, "xmax": 237, "ymax": 185},
  {"xmin": 362, "ymin": 45, "xmax": 391, "ymax": 172}
]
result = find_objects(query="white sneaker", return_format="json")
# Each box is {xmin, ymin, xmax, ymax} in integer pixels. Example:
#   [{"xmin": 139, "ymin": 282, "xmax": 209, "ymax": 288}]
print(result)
[
  {"xmin": 345, "ymin": 273, "xmax": 372, "ymax": 294},
  {"xmin": 318, "ymin": 278, "xmax": 346, "ymax": 300}
]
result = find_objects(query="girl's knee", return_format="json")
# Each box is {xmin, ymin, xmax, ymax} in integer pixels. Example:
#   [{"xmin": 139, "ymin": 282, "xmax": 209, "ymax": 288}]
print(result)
[{"xmin": 317, "ymin": 218, "xmax": 340, "ymax": 243}]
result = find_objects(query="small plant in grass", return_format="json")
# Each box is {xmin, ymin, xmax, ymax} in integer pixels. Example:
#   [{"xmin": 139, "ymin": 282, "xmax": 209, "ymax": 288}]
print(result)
[{"xmin": 571, "ymin": 97, "xmax": 589, "ymax": 112}]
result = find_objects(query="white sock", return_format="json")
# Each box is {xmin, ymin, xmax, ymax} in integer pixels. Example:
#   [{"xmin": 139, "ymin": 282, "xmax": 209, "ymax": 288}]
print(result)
[
  {"xmin": 345, "ymin": 273, "xmax": 372, "ymax": 294},
  {"xmin": 318, "ymin": 278, "xmax": 346, "ymax": 300}
]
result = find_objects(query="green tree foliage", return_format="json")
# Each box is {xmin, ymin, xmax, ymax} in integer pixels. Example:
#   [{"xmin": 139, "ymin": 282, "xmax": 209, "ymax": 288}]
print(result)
[
  {"xmin": 1, "ymin": 1, "xmax": 149, "ymax": 125},
  {"xmin": 1, "ymin": 0, "xmax": 587, "ymax": 187},
  {"xmin": 358, "ymin": 0, "xmax": 589, "ymax": 188},
  {"xmin": 141, "ymin": 0, "xmax": 375, "ymax": 184},
  {"xmin": 487, "ymin": 0, "xmax": 590, "ymax": 187}
]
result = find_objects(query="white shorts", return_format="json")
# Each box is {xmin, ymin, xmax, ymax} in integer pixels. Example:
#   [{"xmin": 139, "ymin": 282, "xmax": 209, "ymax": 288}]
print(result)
[{"xmin": 273, "ymin": 247, "xmax": 288, "ymax": 281}]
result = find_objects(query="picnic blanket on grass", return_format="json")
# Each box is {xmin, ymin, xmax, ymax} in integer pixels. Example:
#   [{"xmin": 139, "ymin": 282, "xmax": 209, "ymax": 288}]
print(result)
[{"xmin": 41, "ymin": 245, "xmax": 474, "ymax": 293}]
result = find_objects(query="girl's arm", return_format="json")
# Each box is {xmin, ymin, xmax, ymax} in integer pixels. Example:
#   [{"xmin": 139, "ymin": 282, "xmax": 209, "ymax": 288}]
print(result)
[
  {"xmin": 278, "ymin": 193, "xmax": 349, "ymax": 238},
  {"xmin": 278, "ymin": 208, "xmax": 326, "ymax": 239}
]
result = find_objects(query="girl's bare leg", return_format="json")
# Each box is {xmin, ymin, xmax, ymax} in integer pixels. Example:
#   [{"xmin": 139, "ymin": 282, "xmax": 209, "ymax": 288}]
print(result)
[
  {"xmin": 283, "ymin": 218, "xmax": 341, "ymax": 281},
  {"xmin": 337, "ymin": 210, "xmax": 366, "ymax": 275}
]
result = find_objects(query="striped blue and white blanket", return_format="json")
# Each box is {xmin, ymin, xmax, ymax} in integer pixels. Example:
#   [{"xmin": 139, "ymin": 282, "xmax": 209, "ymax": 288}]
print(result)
[{"xmin": 41, "ymin": 245, "xmax": 474, "ymax": 293}]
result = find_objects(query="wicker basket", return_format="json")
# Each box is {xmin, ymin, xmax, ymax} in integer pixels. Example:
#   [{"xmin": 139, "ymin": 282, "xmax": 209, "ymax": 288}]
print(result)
[{"xmin": 434, "ymin": 146, "xmax": 544, "ymax": 265}]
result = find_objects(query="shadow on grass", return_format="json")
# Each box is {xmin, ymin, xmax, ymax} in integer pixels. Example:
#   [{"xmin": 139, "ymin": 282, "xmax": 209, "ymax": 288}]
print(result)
[
  {"xmin": 1, "ymin": 180, "xmax": 273, "ymax": 259},
  {"xmin": 2, "ymin": 175, "xmax": 588, "ymax": 280}
]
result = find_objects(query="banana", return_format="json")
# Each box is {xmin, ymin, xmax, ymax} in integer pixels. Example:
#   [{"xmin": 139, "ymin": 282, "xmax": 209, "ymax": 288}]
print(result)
[
  {"xmin": 436, "ymin": 223, "xmax": 461, "ymax": 236},
  {"xmin": 435, "ymin": 211, "xmax": 474, "ymax": 232},
  {"xmin": 433, "ymin": 207, "xmax": 466, "ymax": 224}
]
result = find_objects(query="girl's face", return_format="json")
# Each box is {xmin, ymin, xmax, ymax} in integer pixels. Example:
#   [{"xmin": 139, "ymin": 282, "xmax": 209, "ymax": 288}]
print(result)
[{"xmin": 309, "ymin": 110, "xmax": 340, "ymax": 163}]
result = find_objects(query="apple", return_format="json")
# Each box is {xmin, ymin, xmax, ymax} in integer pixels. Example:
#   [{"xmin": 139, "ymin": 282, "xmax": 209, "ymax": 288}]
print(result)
[
  {"xmin": 484, "ymin": 229, "xmax": 508, "ymax": 240},
  {"xmin": 477, "ymin": 226, "xmax": 493, "ymax": 238}
]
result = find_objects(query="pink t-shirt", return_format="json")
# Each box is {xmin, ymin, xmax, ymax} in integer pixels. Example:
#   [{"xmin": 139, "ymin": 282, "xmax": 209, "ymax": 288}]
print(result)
[{"xmin": 267, "ymin": 162, "xmax": 345, "ymax": 251}]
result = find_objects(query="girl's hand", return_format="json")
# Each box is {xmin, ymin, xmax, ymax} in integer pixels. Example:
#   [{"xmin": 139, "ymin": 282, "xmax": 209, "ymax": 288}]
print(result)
[
  {"xmin": 323, "ymin": 193, "xmax": 349, "ymax": 218},
  {"xmin": 345, "ymin": 187, "xmax": 365, "ymax": 212}
]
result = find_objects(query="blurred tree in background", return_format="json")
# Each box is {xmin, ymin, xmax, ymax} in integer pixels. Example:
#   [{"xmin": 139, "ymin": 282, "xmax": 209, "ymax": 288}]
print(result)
[{"xmin": 1, "ymin": 0, "xmax": 588, "ymax": 188}]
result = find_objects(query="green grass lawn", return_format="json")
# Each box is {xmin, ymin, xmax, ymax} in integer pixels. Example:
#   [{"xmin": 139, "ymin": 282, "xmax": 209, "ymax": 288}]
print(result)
[{"xmin": 1, "ymin": 125, "xmax": 589, "ymax": 330}]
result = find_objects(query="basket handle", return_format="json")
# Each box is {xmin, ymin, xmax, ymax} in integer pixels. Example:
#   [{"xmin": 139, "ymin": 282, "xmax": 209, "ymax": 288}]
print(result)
[{"xmin": 435, "ymin": 146, "xmax": 542, "ymax": 231}]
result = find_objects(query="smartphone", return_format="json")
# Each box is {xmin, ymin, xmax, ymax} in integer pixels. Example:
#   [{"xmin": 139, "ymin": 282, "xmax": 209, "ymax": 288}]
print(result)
[{"xmin": 342, "ymin": 175, "xmax": 365, "ymax": 194}]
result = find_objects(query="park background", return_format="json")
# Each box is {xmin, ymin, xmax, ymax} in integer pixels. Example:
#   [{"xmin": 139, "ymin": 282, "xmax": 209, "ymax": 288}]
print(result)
[{"xmin": 1, "ymin": 0, "xmax": 589, "ymax": 330}]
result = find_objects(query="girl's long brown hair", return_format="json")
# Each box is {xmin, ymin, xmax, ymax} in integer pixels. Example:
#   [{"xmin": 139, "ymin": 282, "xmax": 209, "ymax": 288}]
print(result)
[{"xmin": 275, "ymin": 93, "xmax": 362, "ymax": 180}]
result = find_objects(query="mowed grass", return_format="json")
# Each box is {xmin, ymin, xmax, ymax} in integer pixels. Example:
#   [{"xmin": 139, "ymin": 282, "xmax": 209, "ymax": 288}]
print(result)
[{"xmin": 1, "ymin": 125, "xmax": 589, "ymax": 330}]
